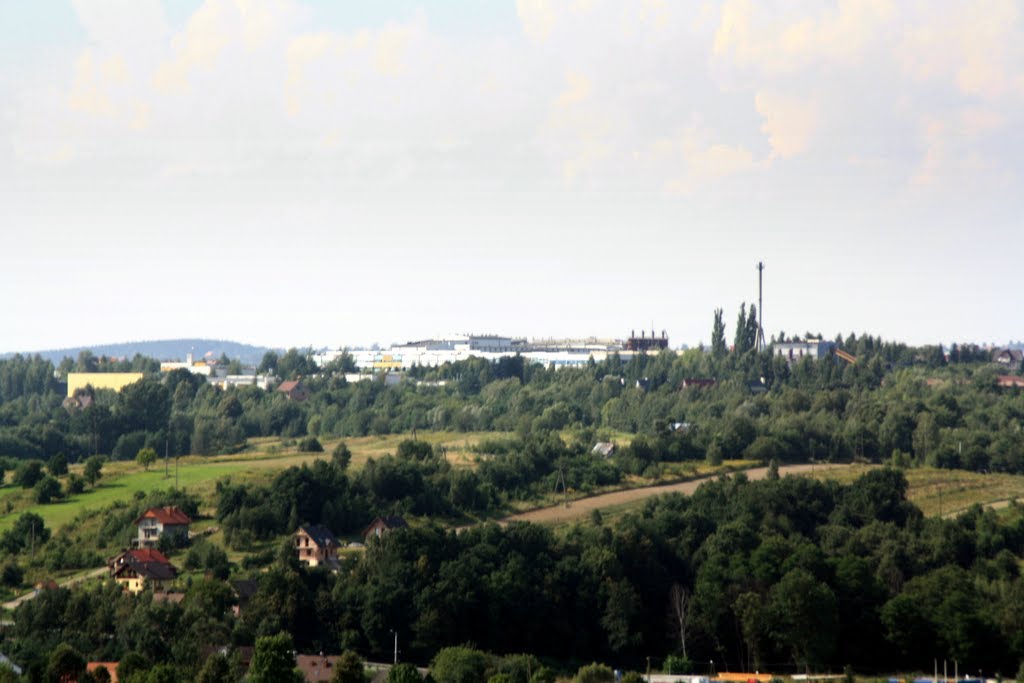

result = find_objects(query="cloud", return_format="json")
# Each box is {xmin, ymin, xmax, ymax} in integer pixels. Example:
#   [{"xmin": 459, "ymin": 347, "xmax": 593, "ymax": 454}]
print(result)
[
  {"xmin": 755, "ymin": 90, "xmax": 818, "ymax": 159},
  {"xmin": 5, "ymin": 0, "xmax": 1024, "ymax": 203},
  {"xmin": 517, "ymin": 0, "xmax": 558, "ymax": 43}
]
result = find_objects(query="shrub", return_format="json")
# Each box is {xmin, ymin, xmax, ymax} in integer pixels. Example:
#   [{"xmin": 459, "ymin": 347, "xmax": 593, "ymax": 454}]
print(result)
[
  {"xmin": 297, "ymin": 437, "xmax": 323, "ymax": 453},
  {"xmin": 34, "ymin": 475, "xmax": 63, "ymax": 504},
  {"xmin": 575, "ymin": 663, "xmax": 614, "ymax": 683}
]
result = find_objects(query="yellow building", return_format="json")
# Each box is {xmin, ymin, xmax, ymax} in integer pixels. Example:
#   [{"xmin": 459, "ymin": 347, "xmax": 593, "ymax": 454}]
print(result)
[{"xmin": 67, "ymin": 372, "xmax": 144, "ymax": 398}]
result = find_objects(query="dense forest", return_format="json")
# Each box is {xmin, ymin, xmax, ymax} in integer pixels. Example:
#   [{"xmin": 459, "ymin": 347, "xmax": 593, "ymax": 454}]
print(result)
[{"xmin": 3, "ymin": 467, "xmax": 1024, "ymax": 681}]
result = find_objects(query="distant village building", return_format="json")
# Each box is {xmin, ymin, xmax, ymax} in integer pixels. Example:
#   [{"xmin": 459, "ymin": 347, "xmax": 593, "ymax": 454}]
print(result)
[
  {"xmin": 133, "ymin": 506, "xmax": 191, "ymax": 549},
  {"xmin": 625, "ymin": 329, "xmax": 669, "ymax": 352},
  {"xmin": 773, "ymin": 339, "xmax": 835, "ymax": 363},
  {"xmin": 997, "ymin": 375, "xmax": 1024, "ymax": 388},
  {"xmin": 160, "ymin": 352, "xmax": 216, "ymax": 376},
  {"xmin": 362, "ymin": 516, "xmax": 408, "ymax": 542},
  {"xmin": 592, "ymin": 442, "xmax": 616, "ymax": 458},
  {"xmin": 66, "ymin": 372, "xmax": 143, "ymax": 397},
  {"xmin": 294, "ymin": 525, "xmax": 340, "ymax": 568},
  {"xmin": 277, "ymin": 380, "xmax": 310, "ymax": 401},
  {"xmin": 109, "ymin": 549, "xmax": 177, "ymax": 594},
  {"xmin": 680, "ymin": 378, "xmax": 716, "ymax": 390}
]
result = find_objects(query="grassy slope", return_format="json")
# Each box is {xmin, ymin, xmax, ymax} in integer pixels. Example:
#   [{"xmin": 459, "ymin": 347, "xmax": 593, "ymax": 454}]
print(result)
[
  {"xmin": 0, "ymin": 431, "xmax": 505, "ymax": 534},
  {"xmin": 807, "ymin": 465, "xmax": 1024, "ymax": 518},
  {"xmin": 548, "ymin": 464, "xmax": 1024, "ymax": 530}
]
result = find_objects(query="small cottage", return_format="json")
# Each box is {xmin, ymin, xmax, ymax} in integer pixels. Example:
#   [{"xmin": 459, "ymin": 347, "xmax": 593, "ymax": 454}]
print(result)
[{"xmin": 362, "ymin": 516, "xmax": 408, "ymax": 542}]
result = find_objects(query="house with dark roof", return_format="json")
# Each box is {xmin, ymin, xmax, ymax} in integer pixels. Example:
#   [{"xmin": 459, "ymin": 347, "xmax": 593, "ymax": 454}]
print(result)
[
  {"xmin": 133, "ymin": 506, "xmax": 192, "ymax": 549},
  {"xmin": 993, "ymin": 348, "xmax": 1024, "ymax": 368},
  {"xmin": 109, "ymin": 549, "xmax": 177, "ymax": 594},
  {"xmin": 277, "ymin": 380, "xmax": 310, "ymax": 401},
  {"xmin": 362, "ymin": 516, "xmax": 408, "ymax": 542},
  {"xmin": 294, "ymin": 525, "xmax": 340, "ymax": 568}
]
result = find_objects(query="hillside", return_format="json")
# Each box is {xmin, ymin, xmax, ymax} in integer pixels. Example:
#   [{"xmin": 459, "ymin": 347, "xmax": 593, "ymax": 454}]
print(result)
[{"xmin": 1, "ymin": 338, "xmax": 275, "ymax": 365}]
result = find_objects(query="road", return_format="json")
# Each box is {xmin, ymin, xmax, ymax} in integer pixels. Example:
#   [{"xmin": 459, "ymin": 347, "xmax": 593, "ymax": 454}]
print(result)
[
  {"xmin": 2, "ymin": 566, "xmax": 107, "ymax": 611},
  {"xmin": 498, "ymin": 463, "xmax": 849, "ymax": 527}
]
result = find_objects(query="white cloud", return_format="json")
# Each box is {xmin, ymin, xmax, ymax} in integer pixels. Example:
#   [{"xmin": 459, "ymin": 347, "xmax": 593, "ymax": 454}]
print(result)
[{"xmin": 755, "ymin": 90, "xmax": 818, "ymax": 159}]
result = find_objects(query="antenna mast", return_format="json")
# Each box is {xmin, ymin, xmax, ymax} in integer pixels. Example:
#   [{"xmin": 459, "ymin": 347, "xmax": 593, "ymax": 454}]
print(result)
[{"xmin": 756, "ymin": 262, "xmax": 766, "ymax": 352}]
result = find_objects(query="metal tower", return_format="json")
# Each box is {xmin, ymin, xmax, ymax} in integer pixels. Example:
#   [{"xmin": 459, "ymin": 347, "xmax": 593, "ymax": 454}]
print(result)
[{"xmin": 756, "ymin": 262, "xmax": 766, "ymax": 352}]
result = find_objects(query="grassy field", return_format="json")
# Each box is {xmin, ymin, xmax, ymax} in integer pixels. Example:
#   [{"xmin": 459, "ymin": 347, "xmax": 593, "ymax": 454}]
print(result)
[
  {"xmin": 0, "ymin": 431, "xmax": 504, "ymax": 534},
  {"xmin": 536, "ymin": 463, "xmax": 1024, "ymax": 529},
  {"xmin": 807, "ymin": 465, "xmax": 1024, "ymax": 518}
]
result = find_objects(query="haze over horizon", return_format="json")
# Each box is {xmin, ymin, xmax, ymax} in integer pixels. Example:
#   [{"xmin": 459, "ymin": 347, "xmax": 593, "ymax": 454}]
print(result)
[{"xmin": 3, "ymin": 1, "xmax": 1023, "ymax": 352}]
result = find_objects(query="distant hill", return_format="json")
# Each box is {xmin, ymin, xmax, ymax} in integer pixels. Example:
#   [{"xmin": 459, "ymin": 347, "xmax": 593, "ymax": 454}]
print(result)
[{"xmin": 2, "ymin": 339, "xmax": 276, "ymax": 366}]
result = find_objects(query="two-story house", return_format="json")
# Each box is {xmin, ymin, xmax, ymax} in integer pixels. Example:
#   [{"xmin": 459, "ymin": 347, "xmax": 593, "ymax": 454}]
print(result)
[
  {"xmin": 294, "ymin": 525, "xmax": 340, "ymax": 568},
  {"xmin": 109, "ymin": 549, "xmax": 177, "ymax": 594},
  {"xmin": 133, "ymin": 506, "xmax": 191, "ymax": 549}
]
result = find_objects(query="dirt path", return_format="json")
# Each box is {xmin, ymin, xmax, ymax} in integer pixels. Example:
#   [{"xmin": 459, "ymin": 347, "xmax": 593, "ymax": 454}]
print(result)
[
  {"xmin": 2, "ymin": 566, "xmax": 107, "ymax": 611},
  {"xmin": 498, "ymin": 463, "xmax": 850, "ymax": 527},
  {"xmin": 942, "ymin": 497, "xmax": 1022, "ymax": 519}
]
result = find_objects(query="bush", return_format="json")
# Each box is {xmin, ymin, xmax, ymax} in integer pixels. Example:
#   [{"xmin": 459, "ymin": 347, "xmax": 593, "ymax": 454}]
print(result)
[
  {"xmin": 430, "ymin": 646, "xmax": 489, "ymax": 683},
  {"xmin": 34, "ymin": 475, "xmax": 63, "ymax": 504},
  {"xmin": 663, "ymin": 655, "xmax": 692, "ymax": 674},
  {"xmin": 297, "ymin": 437, "xmax": 323, "ymax": 453},
  {"xmin": 332, "ymin": 442, "xmax": 352, "ymax": 470},
  {"xmin": 65, "ymin": 474, "xmax": 85, "ymax": 496},
  {"xmin": 47, "ymin": 453, "xmax": 68, "ymax": 476},
  {"xmin": 185, "ymin": 540, "xmax": 231, "ymax": 580},
  {"xmin": 13, "ymin": 460, "xmax": 44, "ymax": 489},
  {"xmin": 0, "ymin": 563, "xmax": 23, "ymax": 587},
  {"xmin": 387, "ymin": 663, "xmax": 422, "ymax": 683},
  {"xmin": 575, "ymin": 663, "xmax": 614, "ymax": 683}
]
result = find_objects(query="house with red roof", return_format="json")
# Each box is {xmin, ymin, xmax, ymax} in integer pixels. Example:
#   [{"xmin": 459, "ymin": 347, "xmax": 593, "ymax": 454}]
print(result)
[
  {"xmin": 109, "ymin": 549, "xmax": 177, "ymax": 594},
  {"xmin": 133, "ymin": 506, "xmax": 191, "ymax": 549},
  {"xmin": 277, "ymin": 380, "xmax": 310, "ymax": 401}
]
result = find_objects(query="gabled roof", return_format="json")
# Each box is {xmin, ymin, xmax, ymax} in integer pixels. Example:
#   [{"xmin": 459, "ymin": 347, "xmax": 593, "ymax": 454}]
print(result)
[
  {"xmin": 231, "ymin": 579, "xmax": 259, "ymax": 602},
  {"xmin": 297, "ymin": 524, "xmax": 339, "ymax": 549},
  {"xmin": 111, "ymin": 548, "xmax": 177, "ymax": 581},
  {"xmin": 362, "ymin": 516, "xmax": 408, "ymax": 536},
  {"xmin": 134, "ymin": 506, "xmax": 192, "ymax": 527},
  {"xmin": 278, "ymin": 380, "xmax": 303, "ymax": 393}
]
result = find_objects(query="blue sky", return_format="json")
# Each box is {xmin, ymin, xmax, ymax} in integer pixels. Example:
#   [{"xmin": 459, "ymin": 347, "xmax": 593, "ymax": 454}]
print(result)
[{"xmin": 1, "ymin": 0, "xmax": 1022, "ymax": 352}]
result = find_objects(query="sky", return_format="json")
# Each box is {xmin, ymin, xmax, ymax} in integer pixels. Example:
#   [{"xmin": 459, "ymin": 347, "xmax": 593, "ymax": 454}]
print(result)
[{"xmin": 2, "ymin": 0, "xmax": 1023, "ymax": 353}]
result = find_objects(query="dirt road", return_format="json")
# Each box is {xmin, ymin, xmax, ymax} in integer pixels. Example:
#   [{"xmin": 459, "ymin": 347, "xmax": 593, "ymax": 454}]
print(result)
[
  {"xmin": 499, "ymin": 463, "xmax": 850, "ymax": 526},
  {"xmin": 2, "ymin": 566, "xmax": 107, "ymax": 611}
]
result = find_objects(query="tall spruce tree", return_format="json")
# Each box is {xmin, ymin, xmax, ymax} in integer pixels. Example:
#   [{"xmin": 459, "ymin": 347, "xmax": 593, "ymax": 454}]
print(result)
[{"xmin": 711, "ymin": 309, "xmax": 727, "ymax": 358}]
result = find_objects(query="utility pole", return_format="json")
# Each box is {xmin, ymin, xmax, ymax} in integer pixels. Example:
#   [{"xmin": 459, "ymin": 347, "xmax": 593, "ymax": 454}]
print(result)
[
  {"xmin": 165, "ymin": 437, "xmax": 169, "ymax": 479},
  {"xmin": 392, "ymin": 630, "xmax": 398, "ymax": 665},
  {"xmin": 756, "ymin": 262, "xmax": 766, "ymax": 352}
]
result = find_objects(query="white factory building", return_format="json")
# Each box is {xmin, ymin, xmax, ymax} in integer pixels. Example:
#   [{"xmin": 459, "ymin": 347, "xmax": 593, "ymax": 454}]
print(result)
[{"xmin": 314, "ymin": 334, "xmax": 642, "ymax": 372}]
